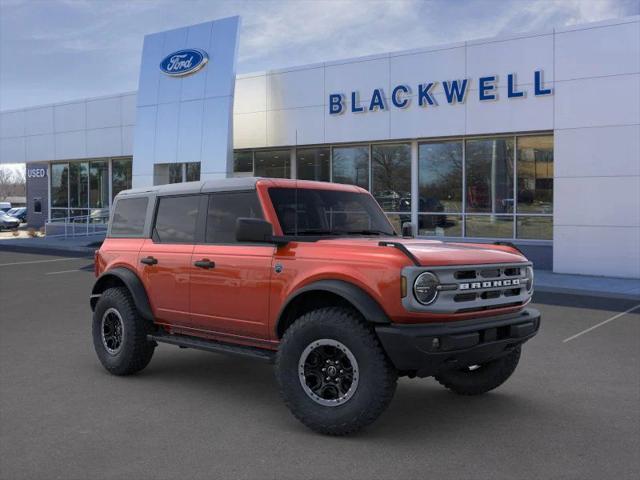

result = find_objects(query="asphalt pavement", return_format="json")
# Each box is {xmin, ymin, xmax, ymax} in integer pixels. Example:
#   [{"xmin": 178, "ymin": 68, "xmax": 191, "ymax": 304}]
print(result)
[{"xmin": 0, "ymin": 251, "xmax": 638, "ymax": 480}]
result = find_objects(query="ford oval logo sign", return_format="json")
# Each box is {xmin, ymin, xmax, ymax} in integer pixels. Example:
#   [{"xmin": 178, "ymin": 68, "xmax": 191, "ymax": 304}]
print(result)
[{"xmin": 159, "ymin": 49, "xmax": 209, "ymax": 77}]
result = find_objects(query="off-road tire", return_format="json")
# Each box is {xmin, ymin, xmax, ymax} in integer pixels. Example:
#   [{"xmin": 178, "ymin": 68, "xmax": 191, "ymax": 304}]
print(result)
[
  {"xmin": 275, "ymin": 307, "xmax": 397, "ymax": 436},
  {"xmin": 435, "ymin": 347, "xmax": 521, "ymax": 395},
  {"xmin": 92, "ymin": 287, "xmax": 155, "ymax": 376}
]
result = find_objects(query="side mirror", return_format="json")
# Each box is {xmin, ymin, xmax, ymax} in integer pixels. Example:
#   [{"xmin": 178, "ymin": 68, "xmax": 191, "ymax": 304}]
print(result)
[
  {"xmin": 236, "ymin": 218, "xmax": 274, "ymax": 243},
  {"xmin": 401, "ymin": 222, "xmax": 414, "ymax": 238}
]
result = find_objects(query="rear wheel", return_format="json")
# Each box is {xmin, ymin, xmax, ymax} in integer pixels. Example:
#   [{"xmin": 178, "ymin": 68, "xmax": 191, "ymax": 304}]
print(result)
[
  {"xmin": 275, "ymin": 307, "xmax": 397, "ymax": 435},
  {"xmin": 435, "ymin": 347, "xmax": 521, "ymax": 395},
  {"xmin": 92, "ymin": 287, "xmax": 155, "ymax": 376}
]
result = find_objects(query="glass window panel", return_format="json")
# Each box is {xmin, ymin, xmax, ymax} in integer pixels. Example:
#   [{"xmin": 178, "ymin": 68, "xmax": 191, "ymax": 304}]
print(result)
[
  {"xmin": 69, "ymin": 162, "xmax": 89, "ymax": 208},
  {"xmin": 206, "ymin": 192, "xmax": 264, "ymax": 244},
  {"xmin": 254, "ymin": 150, "xmax": 290, "ymax": 178},
  {"xmin": 233, "ymin": 151, "xmax": 253, "ymax": 173},
  {"xmin": 50, "ymin": 208, "xmax": 68, "ymax": 220},
  {"xmin": 372, "ymin": 144, "xmax": 411, "ymax": 212},
  {"xmin": 89, "ymin": 161, "xmax": 109, "ymax": 209},
  {"xmin": 465, "ymin": 215, "xmax": 514, "ymax": 238},
  {"xmin": 153, "ymin": 163, "xmax": 183, "ymax": 185},
  {"xmin": 112, "ymin": 157, "xmax": 132, "ymax": 199},
  {"xmin": 186, "ymin": 162, "xmax": 201, "ymax": 182},
  {"xmin": 418, "ymin": 214, "xmax": 462, "ymax": 237},
  {"xmin": 517, "ymin": 216, "xmax": 552, "ymax": 240},
  {"xmin": 153, "ymin": 195, "xmax": 200, "ymax": 243},
  {"xmin": 385, "ymin": 213, "xmax": 411, "ymax": 235},
  {"xmin": 517, "ymin": 136, "xmax": 553, "ymax": 214},
  {"xmin": 465, "ymin": 137, "xmax": 514, "ymax": 214},
  {"xmin": 111, "ymin": 197, "xmax": 148, "ymax": 236},
  {"xmin": 331, "ymin": 146, "xmax": 369, "ymax": 189},
  {"xmin": 418, "ymin": 141, "xmax": 463, "ymax": 213},
  {"xmin": 70, "ymin": 209, "xmax": 89, "ymax": 221},
  {"xmin": 51, "ymin": 163, "xmax": 69, "ymax": 207},
  {"xmin": 296, "ymin": 148, "xmax": 330, "ymax": 181}
]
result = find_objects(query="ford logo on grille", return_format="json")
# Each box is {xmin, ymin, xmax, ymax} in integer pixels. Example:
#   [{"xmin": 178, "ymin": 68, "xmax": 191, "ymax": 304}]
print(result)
[{"xmin": 159, "ymin": 49, "xmax": 209, "ymax": 77}]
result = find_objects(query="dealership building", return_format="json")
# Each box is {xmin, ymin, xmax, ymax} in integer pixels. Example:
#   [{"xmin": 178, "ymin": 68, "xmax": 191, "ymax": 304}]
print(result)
[{"xmin": 0, "ymin": 15, "xmax": 638, "ymax": 278}]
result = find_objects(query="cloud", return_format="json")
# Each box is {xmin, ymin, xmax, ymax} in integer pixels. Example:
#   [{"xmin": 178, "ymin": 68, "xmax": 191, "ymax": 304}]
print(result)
[{"xmin": 0, "ymin": 0, "xmax": 637, "ymax": 110}]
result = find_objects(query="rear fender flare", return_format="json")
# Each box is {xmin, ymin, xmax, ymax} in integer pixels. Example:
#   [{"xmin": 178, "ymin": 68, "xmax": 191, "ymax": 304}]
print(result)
[{"xmin": 90, "ymin": 267, "xmax": 153, "ymax": 321}]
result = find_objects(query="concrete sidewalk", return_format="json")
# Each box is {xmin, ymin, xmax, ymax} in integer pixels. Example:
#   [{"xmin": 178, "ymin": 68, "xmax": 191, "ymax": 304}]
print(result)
[
  {"xmin": 0, "ymin": 234, "xmax": 103, "ymax": 256},
  {"xmin": 534, "ymin": 270, "xmax": 640, "ymax": 301}
]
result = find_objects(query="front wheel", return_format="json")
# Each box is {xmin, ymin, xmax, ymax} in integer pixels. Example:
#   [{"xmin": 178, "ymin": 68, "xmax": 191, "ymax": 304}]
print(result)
[
  {"xmin": 275, "ymin": 307, "xmax": 397, "ymax": 436},
  {"xmin": 435, "ymin": 347, "xmax": 521, "ymax": 395}
]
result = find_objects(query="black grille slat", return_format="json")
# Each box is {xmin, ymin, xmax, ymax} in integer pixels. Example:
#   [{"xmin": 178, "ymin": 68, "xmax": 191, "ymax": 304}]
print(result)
[{"xmin": 479, "ymin": 269, "xmax": 501, "ymax": 278}]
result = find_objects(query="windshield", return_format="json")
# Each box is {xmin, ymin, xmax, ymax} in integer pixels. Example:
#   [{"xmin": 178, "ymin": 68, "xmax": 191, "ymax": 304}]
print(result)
[{"xmin": 269, "ymin": 187, "xmax": 396, "ymax": 237}]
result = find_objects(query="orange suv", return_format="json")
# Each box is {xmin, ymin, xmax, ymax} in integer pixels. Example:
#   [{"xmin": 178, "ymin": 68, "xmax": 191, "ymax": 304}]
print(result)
[{"xmin": 91, "ymin": 178, "xmax": 540, "ymax": 435}]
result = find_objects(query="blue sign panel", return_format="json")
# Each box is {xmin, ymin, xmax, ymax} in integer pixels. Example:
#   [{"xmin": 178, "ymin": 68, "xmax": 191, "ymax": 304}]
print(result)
[{"xmin": 159, "ymin": 49, "xmax": 209, "ymax": 77}]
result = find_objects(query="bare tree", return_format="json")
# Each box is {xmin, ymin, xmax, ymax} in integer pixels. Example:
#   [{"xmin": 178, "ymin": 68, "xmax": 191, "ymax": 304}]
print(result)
[{"xmin": 0, "ymin": 167, "xmax": 26, "ymax": 201}]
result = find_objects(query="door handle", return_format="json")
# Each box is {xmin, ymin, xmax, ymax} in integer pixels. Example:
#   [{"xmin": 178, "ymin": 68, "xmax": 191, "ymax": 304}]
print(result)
[
  {"xmin": 194, "ymin": 259, "xmax": 215, "ymax": 269},
  {"xmin": 140, "ymin": 256, "xmax": 158, "ymax": 266}
]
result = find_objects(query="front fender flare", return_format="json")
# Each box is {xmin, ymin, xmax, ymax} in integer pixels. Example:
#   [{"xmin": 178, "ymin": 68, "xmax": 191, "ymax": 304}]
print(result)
[
  {"xmin": 276, "ymin": 279, "xmax": 391, "ymax": 337},
  {"xmin": 90, "ymin": 267, "xmax": 153, "ymax": 321}
]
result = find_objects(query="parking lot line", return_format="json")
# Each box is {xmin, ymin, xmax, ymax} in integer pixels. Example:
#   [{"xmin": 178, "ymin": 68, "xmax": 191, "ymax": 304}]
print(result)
[
  {"xmin": 45, "ymin": 269, "xmax": 90, "ymax": 275},
  {"xmin": 562, "ymin": 303, "xmax": 640, "ymax": 343},
  {"xmin": 0, "ymin": 257, "xmax": 81, "ymax": 267}
]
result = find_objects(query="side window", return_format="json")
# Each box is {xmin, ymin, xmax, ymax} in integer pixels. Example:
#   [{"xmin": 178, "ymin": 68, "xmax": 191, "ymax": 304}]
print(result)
[
  {"xmin": 153, "ymin": 195, "xmax": 200, "ymax": 243},
  {"xmin": 206, "ymin": 191, "xmax": 263, "ymax": 243},
  {"xmin": 110, "ymin": 197, "xmax": 148, "ymax": 236}
]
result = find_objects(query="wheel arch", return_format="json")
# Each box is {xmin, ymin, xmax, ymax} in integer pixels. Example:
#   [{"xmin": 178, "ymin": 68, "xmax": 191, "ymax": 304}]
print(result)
[
  {"xmin": 275, "ymin": 280, "xmax": 391, "ymax": 338},
  {"xmin": 90, "ymin": 267, "xmax": 154, "ymax": 321}
]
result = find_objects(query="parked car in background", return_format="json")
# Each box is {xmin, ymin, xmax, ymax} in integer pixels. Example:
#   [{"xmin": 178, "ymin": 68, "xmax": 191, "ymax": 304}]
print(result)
[
  {"xmin": 6, "ymin": 207, "xmax": 27, "ymax": 222},
  {"xmin": 0, "ymin": 202, "xmax": 12, "ymax": 213},
  {"xmin": 0, "ymin": 212, "xmax": 20, "ymax": 230}
]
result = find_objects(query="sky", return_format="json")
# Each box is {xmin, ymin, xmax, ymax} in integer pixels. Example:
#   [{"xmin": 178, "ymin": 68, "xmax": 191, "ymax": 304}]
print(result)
[{"xmin": 1, "ymin": 0, "xmax": 638, "ymax": 112}]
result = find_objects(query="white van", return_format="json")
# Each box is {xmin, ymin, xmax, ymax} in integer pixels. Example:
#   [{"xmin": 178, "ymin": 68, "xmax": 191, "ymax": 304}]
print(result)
[{"xmin": 0, "ymin": 202, "xmax": 12, "ymax": 212}]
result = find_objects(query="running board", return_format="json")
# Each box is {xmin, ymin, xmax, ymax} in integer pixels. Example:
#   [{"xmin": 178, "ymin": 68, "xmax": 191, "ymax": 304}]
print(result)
[{"xmin": 148, "ymin": 333, "xmax": 276, "ymax": 363}]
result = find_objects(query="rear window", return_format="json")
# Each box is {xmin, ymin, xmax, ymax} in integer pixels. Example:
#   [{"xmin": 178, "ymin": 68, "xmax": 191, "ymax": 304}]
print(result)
[
  {"xmin": 153, "ymin": 195, "xmax": 200, "ymax": 243},
  {"xmin": 110, "ymin": 197, "xmax": 148, "ymax": 236}
]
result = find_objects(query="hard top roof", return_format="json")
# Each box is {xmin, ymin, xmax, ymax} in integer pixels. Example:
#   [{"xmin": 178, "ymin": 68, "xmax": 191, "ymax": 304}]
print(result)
[{"xmin": 115, "ymin": 177, "xmax": 365, "ymax": 199}]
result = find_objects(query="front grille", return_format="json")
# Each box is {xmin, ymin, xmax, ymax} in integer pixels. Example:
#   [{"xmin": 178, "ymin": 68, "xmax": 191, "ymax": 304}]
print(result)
[{"xmin": 403, "ymin": 262, "xmax": 532, "ymax": 314}]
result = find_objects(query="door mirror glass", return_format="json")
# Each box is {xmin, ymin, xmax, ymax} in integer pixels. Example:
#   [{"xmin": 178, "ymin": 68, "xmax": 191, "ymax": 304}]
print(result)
[{"xmin": 236, "ymin": 218, "xmax": 274, "ymax": 243}]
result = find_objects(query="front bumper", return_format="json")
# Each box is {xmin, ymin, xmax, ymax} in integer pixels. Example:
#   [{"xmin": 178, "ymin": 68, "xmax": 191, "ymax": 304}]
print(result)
[{"xmin": 375, "ymin": 308, "xmax": 541, "ymax": 378}]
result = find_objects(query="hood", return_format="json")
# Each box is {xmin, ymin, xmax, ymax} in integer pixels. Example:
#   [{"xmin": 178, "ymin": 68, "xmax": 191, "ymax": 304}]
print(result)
[
  {"xmin": 399, "ymin": 239, "xmax": 527, "ymax": 266},
  {"xmin": 314, "ymin": 237, "xmax": 528, "ymax": 266}
]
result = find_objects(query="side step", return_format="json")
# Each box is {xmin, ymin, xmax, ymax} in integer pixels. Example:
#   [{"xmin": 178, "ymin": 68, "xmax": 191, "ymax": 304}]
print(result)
[{"xmin": 148, "ymin": 332, "xmax": 276, "ymax": 363}]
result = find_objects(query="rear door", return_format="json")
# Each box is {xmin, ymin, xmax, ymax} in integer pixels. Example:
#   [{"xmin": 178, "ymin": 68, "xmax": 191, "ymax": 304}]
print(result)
[
  {"xmin": 138, "ymin": 194, "xmax": 203, "ymax": 326},
  {"xmin": 189, "ymin": 191, "xmax": 274, "ymax": 341}
]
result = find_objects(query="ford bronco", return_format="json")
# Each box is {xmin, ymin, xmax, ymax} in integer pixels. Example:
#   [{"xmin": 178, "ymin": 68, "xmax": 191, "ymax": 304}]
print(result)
[{"xmin": 90, "ymin": 178, "xmax": 540, "ymax": 435}]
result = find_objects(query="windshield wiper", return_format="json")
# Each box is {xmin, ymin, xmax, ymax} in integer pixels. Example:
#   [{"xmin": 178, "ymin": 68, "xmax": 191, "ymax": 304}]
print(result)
[
  {"xmin": 293, "ymin": 229, "xmax": 394, "ymax": 237},
  {"xmin": 294, "ymin": 229, "xmax": 340, "ymax": 236},
  {"xmin": 333, "ymin": 229, "xmax": 394, "ymax": 236}
]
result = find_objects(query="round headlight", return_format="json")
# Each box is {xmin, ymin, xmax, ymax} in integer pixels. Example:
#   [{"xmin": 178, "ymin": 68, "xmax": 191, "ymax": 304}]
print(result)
[
  {"xmin": 525, "ymin": 266, "xmax": 534, "ymax": 293},
  {"xmin": 414, "ymin": 272, "xmax": 440, "ymax": 305}
]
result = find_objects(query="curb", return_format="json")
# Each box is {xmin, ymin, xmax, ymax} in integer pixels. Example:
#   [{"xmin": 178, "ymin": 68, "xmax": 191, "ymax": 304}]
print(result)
[
  {"xmin": 534, "ymin": 286, "xmax": 640, "ymax": 302},
  {"xmin": 0, "ymin": 244, "xmax": 94, "ymax": 258}
]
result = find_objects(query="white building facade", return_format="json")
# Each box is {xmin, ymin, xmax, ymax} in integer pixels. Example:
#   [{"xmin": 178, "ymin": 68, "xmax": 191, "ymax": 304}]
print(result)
[{"xmin": 1, "ymin": 16, "xmax": 638, "ymax": 278}]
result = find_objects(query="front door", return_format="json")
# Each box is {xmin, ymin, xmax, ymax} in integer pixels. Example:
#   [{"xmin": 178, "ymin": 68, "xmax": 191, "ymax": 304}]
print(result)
[
  {"xmin": 189, "ymin": 191, "xmax": 274, "ymax": 341},
  {"xmin": 137, "ymin": 194, "xmax": 202, "ymax": 326}
]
